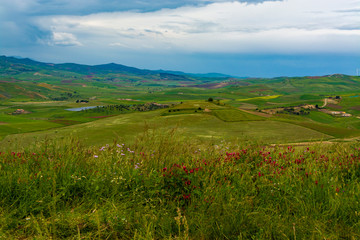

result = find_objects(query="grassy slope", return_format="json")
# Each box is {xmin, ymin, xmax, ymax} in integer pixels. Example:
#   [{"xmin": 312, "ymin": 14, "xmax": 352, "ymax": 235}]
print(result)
[
  {"xmin": 0, "ymin": 109, "xmax": 331, "ymax": 151},
  {"xmin": 0, "ymin": 133, "xmax": 359, "ymax": 239}
]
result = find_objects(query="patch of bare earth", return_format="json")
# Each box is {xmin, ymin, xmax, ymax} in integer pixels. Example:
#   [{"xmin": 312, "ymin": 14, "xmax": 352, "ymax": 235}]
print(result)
[
  {"xmin": 0, "ymin": 122, "xmax": 8, "ymax": 125},
  {"xmin": 327, "ymin": 103, "xmax": 342, "ymax": 109}
]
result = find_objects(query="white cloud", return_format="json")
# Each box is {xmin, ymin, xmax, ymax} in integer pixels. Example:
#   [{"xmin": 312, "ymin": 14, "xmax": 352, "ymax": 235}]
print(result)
[
  {"xmin": 34, "ymin": 0, "xmax": 360, "ymax": 54},
  {"xmin": 49, "ymin": 32, "xmax": 82, "ymax": 46}
]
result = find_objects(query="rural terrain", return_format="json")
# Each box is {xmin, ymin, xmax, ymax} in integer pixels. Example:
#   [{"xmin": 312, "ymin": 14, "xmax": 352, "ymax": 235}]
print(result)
[
  {"xmin": 2, "ymin": 56, "xmax": 360, "ymax": 149},
  {"xmin": 1, "ymin": 56, "xmax": 360, "ymax": 239}
]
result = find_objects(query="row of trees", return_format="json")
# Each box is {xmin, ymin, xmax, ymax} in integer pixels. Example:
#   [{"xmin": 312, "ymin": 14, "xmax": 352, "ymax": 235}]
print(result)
[{"xmin": 83, "ymin": 103, "xmax": 169, "ymax": 114}]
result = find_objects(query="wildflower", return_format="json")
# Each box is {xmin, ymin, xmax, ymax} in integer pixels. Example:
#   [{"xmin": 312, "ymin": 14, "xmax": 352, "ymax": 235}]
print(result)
[
  {"xmin": 135, "ymin": 164, "xmax": 140, "ymax": 169},
  {"xmin": 183, "ymin": 194, "xmax": 190, "ymax": 199},
  {"xmin": 117, "ymin": 144, "xmax": 122, "ymax": 148},
  {"xmin": 99, "ymin": 146, "xmax": 105, "ymax": 151},
  {"xmin": 121, "ymin": 153, "xmax": 125, "ymax": 156},
  {"xmin": 94, "ymin": 155, "xmax": 99, "ymax": 158},
  {"xmin": 163, "ymin": 167, "xmax": 167, "ymax": 172}
]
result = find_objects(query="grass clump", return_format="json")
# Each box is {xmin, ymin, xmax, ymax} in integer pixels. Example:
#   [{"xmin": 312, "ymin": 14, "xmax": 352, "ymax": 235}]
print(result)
[{"xmin": 0, "ymin": 130, "xmax": 360, "ymax": 239}]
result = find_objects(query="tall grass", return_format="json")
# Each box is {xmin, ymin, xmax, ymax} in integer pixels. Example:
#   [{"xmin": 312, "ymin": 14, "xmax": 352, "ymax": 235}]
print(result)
[{"xmin": 0, "ymin": 130, "xmax": 360, "ymax": 239}]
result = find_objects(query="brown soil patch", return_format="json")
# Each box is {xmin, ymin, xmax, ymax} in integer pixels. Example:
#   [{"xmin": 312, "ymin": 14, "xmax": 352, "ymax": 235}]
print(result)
[
  {"xmin": 203, "ymin": 109, "xmax": 211, "ymax": 113},
  {"xmin": 326, "ymin": 104, "xmax": 342, "ymax": 109},
  {"xmin": 61, "ymin": 80, "xmax": 73, "ymax": 83},
  {"xmin": 302, "ymin": 104, "xmax": 316, "ymax": 110},
  {"xmin": 34, "ymin": 72, "xmax": 51, "ymax": 77},
  {"xmin": 0, "ymin": 94, "xmax": 7, "ymax": 98},
  {"xmin": 0, "ymin": 122, "xmax": 8, "ymax": 125},
  {"xmin": 351, "ymin": 106, "xmax": 360, "ymax": 111}
]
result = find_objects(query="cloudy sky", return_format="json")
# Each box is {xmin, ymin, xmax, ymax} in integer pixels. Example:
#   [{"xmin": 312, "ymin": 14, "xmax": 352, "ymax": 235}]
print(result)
[{"xmin": 1, "ymin": 0, "xmax": 359, "ymax": 77}]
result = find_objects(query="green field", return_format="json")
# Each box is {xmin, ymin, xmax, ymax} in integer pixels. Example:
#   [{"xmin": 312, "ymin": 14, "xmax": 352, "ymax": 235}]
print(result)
[{"xmin": 212, "ymin": 109, "xmax": 264, "ymax": 122}]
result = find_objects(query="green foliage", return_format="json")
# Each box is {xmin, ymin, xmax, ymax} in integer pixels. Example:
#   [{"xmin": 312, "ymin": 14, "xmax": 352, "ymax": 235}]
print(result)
[{"xmin": 0, "ymin": 133, "xmax": 360, "ymax": 239}]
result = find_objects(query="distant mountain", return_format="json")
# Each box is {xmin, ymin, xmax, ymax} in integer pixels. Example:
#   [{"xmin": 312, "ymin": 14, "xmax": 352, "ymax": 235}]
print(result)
[
  {"xmin": 156, "ymin": 69, "xmax": 234, "ymax": 78},
  {"xmin": 0, "ymin": 56, "xmax": 155, "ymax": 76},
  {"xmin": 0, "ymin": 56, "xmax": 235, "ymax": 80}
]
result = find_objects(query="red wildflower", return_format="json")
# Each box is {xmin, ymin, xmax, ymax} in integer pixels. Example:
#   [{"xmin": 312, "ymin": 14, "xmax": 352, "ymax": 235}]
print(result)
[{"xmin": 183, "ymin": 194, "xmax": 190, "ymax": 199}]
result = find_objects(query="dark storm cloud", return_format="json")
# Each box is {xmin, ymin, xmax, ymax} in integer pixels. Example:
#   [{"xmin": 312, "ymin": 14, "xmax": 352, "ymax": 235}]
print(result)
[{"xmin": 0, "ymin": 0, "xmax": 282, "ymax": 48}]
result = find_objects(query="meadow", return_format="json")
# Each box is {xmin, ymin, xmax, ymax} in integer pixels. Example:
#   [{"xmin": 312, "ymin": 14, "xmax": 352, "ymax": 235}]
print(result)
[
  {"xmin": 2, "ymin": 56, "xmax": 360, "ymax": 238},
  {"xmin": 0, "ymin": 132, "xmax": 360, "ymax": 239}
]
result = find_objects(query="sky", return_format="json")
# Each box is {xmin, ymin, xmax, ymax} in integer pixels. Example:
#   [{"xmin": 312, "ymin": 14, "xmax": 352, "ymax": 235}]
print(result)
[{"xmin": 0, "ymin": 0, "xmax": 359, "ymax": 77}]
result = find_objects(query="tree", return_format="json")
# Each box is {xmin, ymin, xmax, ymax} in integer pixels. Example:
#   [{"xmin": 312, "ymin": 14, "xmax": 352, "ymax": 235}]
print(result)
[{"xmin": 208, "ymin": 97, "xmax": 213, "ymax": 102}]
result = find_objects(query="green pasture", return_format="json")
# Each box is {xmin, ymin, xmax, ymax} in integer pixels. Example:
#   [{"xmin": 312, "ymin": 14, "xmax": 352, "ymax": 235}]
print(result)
[
  {"xmin": 212, "ymin": 109, "xmax": 264, "ymax": 122},
  {"xmin": 304, "ymin": 111, "xmax": 335, "ymax": 124},
  {"xmin": 1, "ymin": 132, "xmax": 359, "ymax": 238},
  {"xmin": 0, "ymin": 109, "xmax": 332, "ymax": 151}
]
